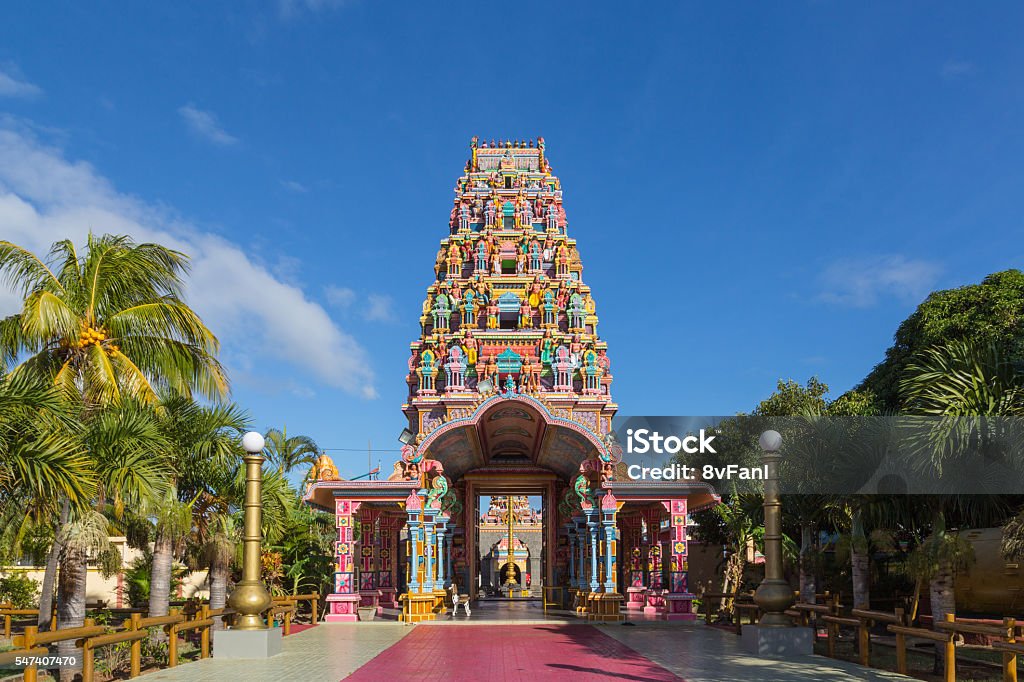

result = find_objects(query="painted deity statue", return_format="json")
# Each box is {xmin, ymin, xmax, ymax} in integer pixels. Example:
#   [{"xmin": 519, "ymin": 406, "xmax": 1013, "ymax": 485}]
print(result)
[
  {"xmin": 519, "ymin": 196, "xmax": 533, "ymax": 228},
  {"xmin": 569, "ymin": 334, "xmax": 583, "ymax": 368},
  {"xmin": 518, "ymin": 297, "xmax": 533, "ymax": 329},
  {"xmin": 484, "ymin": 199, "xmax": 497, "ymax": 227},
  {"xmin": 486, "ymin": 299, "xmax": 499, "ymax": 329},
  {"xmin": 420, "ymin": 294, "xmax": 432, "ymax": 334},
  {"xmin": 538, "ymin": 329, "xmax": 555, "ymax": 365},
  {"xmin": 492, "ymin": 251, "xmax": 502, "ymax": 275},
  {"xmin": 516, "ymin": 251, "xmax": 527, "ymax": 274},
  {"xmin": 464, "ymin": 330, "xmax": 478, "ymax": 365}
]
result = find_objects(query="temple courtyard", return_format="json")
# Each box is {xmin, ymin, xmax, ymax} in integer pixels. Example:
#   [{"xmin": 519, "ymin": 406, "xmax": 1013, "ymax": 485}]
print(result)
[{"xmin": 142, "ymin": 616, "xmax": 911, "ymax": 681}]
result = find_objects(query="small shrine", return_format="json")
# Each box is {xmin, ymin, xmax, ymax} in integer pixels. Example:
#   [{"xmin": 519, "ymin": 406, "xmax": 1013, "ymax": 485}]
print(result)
[{"xmin": 304, "ymin": 138, "xmax": 719, "ymax": 623}]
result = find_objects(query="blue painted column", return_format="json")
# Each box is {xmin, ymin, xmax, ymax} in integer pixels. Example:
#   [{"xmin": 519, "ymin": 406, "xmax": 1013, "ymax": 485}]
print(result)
[
  {"xmin": 586, "ymin": 510, "xmax": 600, "ymax": 592},
  {"xmin": 435, "ymin": 516, "xmax": 448, "ymax": 587},
  {"xmin": 578, "ymin": 519, "xmax": 589, "ymax": 590},
  {"xmin": 423, "ymin": 516, "xmax": 436, "ymax": 592},
  {"xmin": 603, "ymin": 518, "xmax": 617, "ymax": 592},
  {"xmin": 407, "ymin": 512, "xmax": 421, "ymax": 594}
]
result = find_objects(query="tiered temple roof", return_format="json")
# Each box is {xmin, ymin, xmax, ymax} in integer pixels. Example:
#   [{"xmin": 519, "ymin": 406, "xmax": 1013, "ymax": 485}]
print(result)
[{"xmin": 401, "ymin": 137, "xmax": 617, "ymax": 464}]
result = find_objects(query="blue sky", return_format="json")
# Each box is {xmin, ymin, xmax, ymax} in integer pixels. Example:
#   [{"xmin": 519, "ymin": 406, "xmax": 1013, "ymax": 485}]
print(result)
[{"xmin": 1, "ymin": 3, "xmax": 1022, "ymax": 481}]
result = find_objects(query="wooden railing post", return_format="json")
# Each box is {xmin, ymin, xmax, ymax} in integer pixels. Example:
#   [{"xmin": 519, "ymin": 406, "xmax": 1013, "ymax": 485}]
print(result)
[
  {"xmin": 167, "ymin": 607, "xmax": 179, "ymax": 668},
  {"xmin": 858, "ymin": 615, "xmax": 870, "ymax": 667},
  {"xmin": 82, "ymin": 638, "xmax": 95, "ymax": 682},
  {"xmin": 200, "ymin": 605, "xmax": 210, "ymax": 659},
  {"xmin": 284, "ymin": 607, "xmax": 291, "ymax": 636},
  {"xmin": 944, "ymin": 613, "xmax": 956, "ymax": 682},
  {"xmin": 129, "ymin": 612, "xmax": 141, "ymax": 679},
  {"xmin": 1005, "ymin": 617, "xmax": 1017, "ymax": 682},
  {"xmin": 22, "ymin": 625, "xmax": 38, "ymax": 682},
  {"xmin": 896, "ymin": 630, "xmax": 907, "ymax": 675},
  {"xmin": 311, "ymin": 595, "xmax": 319, "ymax": 624}
]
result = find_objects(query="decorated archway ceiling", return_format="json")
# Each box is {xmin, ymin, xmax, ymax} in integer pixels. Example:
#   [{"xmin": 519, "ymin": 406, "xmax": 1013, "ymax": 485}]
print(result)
[{"xmin": 421, "ymin": 397, "xmax": 602, "ymax": 481}]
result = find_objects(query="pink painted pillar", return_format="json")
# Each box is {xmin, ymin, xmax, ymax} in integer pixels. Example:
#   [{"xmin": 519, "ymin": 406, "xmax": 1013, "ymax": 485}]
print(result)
[
  {"xmin": 664, "ymin": 499, "xmax": 696, "ymax": 621},
  {"xmin": 325, "ymin": 499, "xmax": 361, "ymax": 622}
]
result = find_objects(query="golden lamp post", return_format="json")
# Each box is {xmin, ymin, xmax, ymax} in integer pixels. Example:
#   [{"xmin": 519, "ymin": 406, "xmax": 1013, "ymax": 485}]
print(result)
[
  {"xmin": 504, "ymin": 496, "xmax": 518, "ymax": 589},
  {"xmin": 227, "ymin": 431, "xmax": 273, "ymax": 631},
  {"xmin": 753, "ymin": 429, "xmax": 796, "ymax": 626}
]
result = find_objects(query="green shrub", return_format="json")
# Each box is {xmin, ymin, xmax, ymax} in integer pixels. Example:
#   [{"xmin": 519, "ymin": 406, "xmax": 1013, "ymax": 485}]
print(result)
[{"xmin": 0, "ymin": 572, "xmax": 40, "ymax": 608}]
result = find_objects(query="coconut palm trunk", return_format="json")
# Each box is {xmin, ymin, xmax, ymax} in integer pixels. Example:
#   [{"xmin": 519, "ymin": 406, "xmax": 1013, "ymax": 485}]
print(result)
[
  {"xmin": 850, "ymin": 509, "xmax": 870, "ymax": 609},
  {"xmin": 149, "ymin": 531, "xmax": 174, "ymax": 617},
  {"xmin": 38, "ymin": 499, "xmax": 69, "ymax": 629},
  {"xmin": 799, "ymin": 523, "xmax": 816, "ymax": 603},
  {"xmin": 208, "ymin": 553, "xmax": 230, "ymax": 630},
  {"xmin": 56, "ymin": 545, "xmax": 87, "ymax": 681}
]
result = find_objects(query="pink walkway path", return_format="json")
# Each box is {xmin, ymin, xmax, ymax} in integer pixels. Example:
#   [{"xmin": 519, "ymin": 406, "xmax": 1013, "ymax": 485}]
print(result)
[{"xmin": 345, "ymin": 624, "xmax": 684, "ymax": 681}]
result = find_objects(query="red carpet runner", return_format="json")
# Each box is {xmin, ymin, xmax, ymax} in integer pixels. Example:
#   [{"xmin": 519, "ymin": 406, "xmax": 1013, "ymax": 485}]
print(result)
[{"xmin": 345, "ymin": 624, "xmax": 683, "ymax": 681}]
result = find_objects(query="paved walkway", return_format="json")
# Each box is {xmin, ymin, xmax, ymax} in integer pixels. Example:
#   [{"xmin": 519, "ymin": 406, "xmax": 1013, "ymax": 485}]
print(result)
[
  {"xmin": 143, "ymin": 624, "xmax": 410, "ymax": 682},
  {"xmin": 139, "ymin": 621, "xmax": 914, "ymax": 682},
  {"xmin": 348, "ymin": 624, "xmax": 681, "ymax": 681},
  {"xmin": 602, "ymin": 624, "xmax": 910, "ymax": 682}
]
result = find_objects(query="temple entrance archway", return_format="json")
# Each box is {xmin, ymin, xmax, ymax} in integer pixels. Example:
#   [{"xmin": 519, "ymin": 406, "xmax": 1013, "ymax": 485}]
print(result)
[{"xmin": 303, "ymin": 138, "xmax": 721, "ymax": 624}]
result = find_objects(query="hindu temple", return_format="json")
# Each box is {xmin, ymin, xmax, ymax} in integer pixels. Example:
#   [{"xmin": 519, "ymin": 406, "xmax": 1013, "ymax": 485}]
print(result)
[{"xmin": 303, "ymin": 137, "xmax": 719, "ymax": 622}]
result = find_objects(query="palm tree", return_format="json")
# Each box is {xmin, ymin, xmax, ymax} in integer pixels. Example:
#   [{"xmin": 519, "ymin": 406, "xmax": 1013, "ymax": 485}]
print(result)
[
  {"xmin": 0, "ymin": 235, "xmax": 228, "ymax": 646},
  {"xmin": 264, "ymin": 426, "xmax": 320, "ymax": 475},
  {"xmin": 0, "ymin": 366, "xmax": 92, "ymax": 628},
  {"xmin": 901, "ymin": 340, "xmax": 1024, "ymax": 674},
  {"xmin": 147, "ymin": 397, "xmax": 248, "ymax": 618}
]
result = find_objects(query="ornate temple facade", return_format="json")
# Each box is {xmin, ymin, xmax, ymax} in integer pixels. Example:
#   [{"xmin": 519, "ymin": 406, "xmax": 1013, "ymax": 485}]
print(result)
[{"xmin": 304, "ymin": 138, "xmax": 719, "ymax": 622}]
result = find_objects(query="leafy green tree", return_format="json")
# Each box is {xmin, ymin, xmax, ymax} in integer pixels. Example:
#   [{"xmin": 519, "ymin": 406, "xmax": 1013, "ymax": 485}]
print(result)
[
  {"xmin": 900, "ymin": 339, "xmax": 1024, "ymax": 674},
  {"xmin": 860, "ymin": 270, "xmax": 1024, "ymax": 410},
  {"xmin": 264, "ymin": 426, "xmax": 320, "ymax": 475},
  {"xmin": 0, "ymin": 235, "xmax": 228, "ymax": 648}
]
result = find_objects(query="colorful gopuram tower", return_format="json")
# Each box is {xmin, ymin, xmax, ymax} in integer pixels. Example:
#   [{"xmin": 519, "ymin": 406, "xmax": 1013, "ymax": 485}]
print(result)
[{"xmin": 404, "ymin": 136, "xmax": 616, "ymax": 437}]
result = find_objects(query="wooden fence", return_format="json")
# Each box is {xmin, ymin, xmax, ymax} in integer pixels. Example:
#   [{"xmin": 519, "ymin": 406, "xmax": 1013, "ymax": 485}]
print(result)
[{"xmin": 0, "ymin": 593, "xmax": 319, "ymax": 682}]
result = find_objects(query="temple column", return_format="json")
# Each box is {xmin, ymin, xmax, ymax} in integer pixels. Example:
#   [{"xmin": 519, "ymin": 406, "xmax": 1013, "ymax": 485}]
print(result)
[
  {"xmin": 567, "ymin": 525, "xmax": 577, "ymax": 588},
  {"xmin": 423, "ymin": 515, "xmax": 436, "ymax": 592},
  {"xmin": 436, "ymin": 515, "xmax": 448, "ymax": 587},
  {"xmin": 665, "ymin": 498, "xmax": 696, "ymax": 621},
  {"xmin": 358, "ymin": 508, "xmax": 380, "ymax": 610},
  {"xmin": 325, "ymin": 499, "xmax": 360, "ymax": 622},
  {"xmin": 378, "ymin": 515, "xmax": 398, "ymax": 608},
  {"xmin": 445, "ymin": 526, "xmax": 454, "ymax": 587},
  {"xmin": 576, "ymin": 518, "xmax": 588, "ymax": 591},
  {"xmin": 602, "ymin": 502, "xmax": 617, "ymax": 593},
  {"xmin": 407, "ymin": 508, "xmax": 421, "ymax": 594},
  {"xmin": 586, "ymin": 510, "xmax": 600, "ymax": 593}
]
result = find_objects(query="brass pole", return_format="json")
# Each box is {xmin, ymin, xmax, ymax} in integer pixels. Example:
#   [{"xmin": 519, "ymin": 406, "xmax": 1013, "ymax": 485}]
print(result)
[
  {"xmin": 505, "ymin": 496, "xmax": 518, "ymax": 588},
  {"xmin": 227, "ymin": 433, "xmax": 273, "ymax": 630},
  {"xmin": 754, "ymin": 430, "xmax": 795, "ymax": 626}
]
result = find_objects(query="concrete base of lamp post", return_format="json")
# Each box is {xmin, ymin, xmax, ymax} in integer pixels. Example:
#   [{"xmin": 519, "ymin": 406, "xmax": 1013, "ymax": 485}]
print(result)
[
  {"xmin": 741, "ymin": 625, "xmax": 813, "ymax": 658},
  {"xmin": 213, "ymin": 627, "xmax": 283, "ymax": 659}
]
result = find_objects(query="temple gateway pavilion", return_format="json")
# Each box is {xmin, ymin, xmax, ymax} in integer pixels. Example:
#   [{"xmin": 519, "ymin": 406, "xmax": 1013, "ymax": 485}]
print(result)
[{"xmin": 304, "ymin": 138, "xmax": 719, "ymax": 622}]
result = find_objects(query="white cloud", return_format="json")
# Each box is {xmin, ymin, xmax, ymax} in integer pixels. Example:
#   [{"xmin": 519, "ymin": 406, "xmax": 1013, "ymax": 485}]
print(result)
[
  {"xmin": 325, "ymin": 285, "xmax": 356, "ymax": 309},
  {"xmin": 280, "ymin": 179, "xmax": 308, "ymax": 193},
  {"xmin": 0, "ymin": 65, "xmax": 42, "ymax": 99},
  {"xmin": 177, "ymin": 104, "xmax": 239, "ymax": 147},
  {"xmin": 364, "ymin": 293, "xmax": 395, "ymax": 322},
  {"xmin": 818, "ymin": 255, "xmax": 941, "ymax": 308},
  {"xmin": 278, "ymin": 0, "xmax": 349, "ymax": 19},
  {"xmin": 941, "ymin": 59, "xmax": 975, "ymax": 79},
  {"xmin": 0, "ymin": 122, "xmax": 376, "ymax": 399}
]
